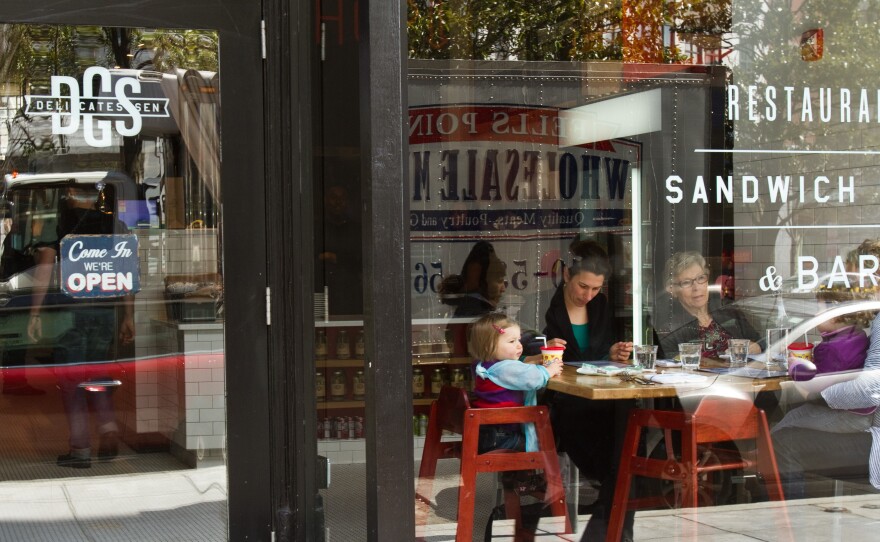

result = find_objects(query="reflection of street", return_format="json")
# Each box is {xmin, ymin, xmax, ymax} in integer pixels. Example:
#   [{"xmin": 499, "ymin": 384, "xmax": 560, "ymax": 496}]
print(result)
[
  {"xmin": 0, "ymin": 365, "xmax": 133, "ymax": 479},
  {"xmin": 0, "ymin": 353, "xmax": 203, "ymax": 480}
]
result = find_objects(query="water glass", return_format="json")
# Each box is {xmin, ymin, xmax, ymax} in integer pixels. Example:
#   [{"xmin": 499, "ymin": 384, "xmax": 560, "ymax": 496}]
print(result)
[
  {"xmin": 633, "ymin": 344, "xmax": 658, "ymax": 371},
  {"xmin": 727, "ymin": 339, "xmax": 750, "ymax": 367},
  {"xmin": 679, "ymin": 342, "xmax": 702, "ymax": 372},
  {"xmin": 765, "ymin": 328, "xmax": 790, "ymax": 369}
]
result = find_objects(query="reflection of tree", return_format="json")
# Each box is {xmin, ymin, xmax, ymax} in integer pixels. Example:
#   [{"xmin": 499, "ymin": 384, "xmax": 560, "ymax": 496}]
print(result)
[
  {"xmin": 1, "ymin": 25, "xmax": 218, "ymax": 169},
  {"xmin": 140, "ymin": 30, "xmax": 219, "ymax": 73},
  {"xmin": 407, "ymin": 0, "xmax": 735, "ymax": 61},
  {"xmin": 729, "ymin": 1, "xmax": 880, "ymax": 267}
]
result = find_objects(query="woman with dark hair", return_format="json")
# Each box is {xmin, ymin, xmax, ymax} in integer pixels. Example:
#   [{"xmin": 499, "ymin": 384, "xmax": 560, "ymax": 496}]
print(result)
[
  {"xmin": 541, "ymin": 237, "xmax": 634, "ymax": 542},
  {"xmin": 439, "ymin": 240, "xmax": 507, "ymax": 317},
  {"xmin": 543, "ymin": 238, "xmax": 632, "ymax": 363}
]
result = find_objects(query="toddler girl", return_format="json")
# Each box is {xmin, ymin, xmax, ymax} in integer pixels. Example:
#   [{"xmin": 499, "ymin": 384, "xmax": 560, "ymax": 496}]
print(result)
[
  {"xmin": 776, "ymin": 285, "xmax": 878, "ymax": 433},
  {"xmin": 468, "ymin": 312, "xmax": 563, "ymax": 453},
  {"xmin": 788, "ymin": 285, "xmax": 876, "ymax": 381}
]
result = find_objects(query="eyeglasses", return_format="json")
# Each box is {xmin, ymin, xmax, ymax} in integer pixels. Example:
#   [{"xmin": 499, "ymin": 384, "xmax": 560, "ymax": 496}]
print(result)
[{"xmin": 671, "ymin": 273, "xmax": 709, "ymax": 289}]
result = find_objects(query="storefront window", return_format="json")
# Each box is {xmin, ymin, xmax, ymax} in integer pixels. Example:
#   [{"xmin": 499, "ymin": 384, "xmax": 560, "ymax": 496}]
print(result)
[
  {"xmin": 0, "ymin": 24, "xmax": 226, "ymax": 539},
  {"xmin": 409, "ymin": 1, "xmax": 880, "ymax": 540}
]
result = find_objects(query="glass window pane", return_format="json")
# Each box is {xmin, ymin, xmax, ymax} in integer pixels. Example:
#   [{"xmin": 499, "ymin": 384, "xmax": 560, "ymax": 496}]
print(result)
[
  {"xmin": 409, "ymin": 2, "xmax": 880, "ymax": 540},
  {"xmin": 0, "ymin": 24, "xmax": 226, "ymax": 540}
]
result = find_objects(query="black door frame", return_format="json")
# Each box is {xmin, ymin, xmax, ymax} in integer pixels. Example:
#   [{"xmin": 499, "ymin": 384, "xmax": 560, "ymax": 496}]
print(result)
[
  {"xmin": 265, "ymin": 0, "xmax": 414, "ymax": 539},
  {"xmin": 0, "ymin": 2, "xmax": 271, "ymax": 540}
]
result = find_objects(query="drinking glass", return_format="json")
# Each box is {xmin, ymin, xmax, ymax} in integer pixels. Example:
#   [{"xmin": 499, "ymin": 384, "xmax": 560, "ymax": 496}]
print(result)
[
  {"xmin": 765, "ymin": 328, "xmax": 790, "ymax": 369},
  {"xmin": 727, "ymin": 339, "xmax": 750, "ymax": 367},
  {"xmin": 679, "ymin": 342, "xmax": 702, "ymax": 372},
  {"xmin": 633, "ymin": 345, "xmax": 658, "ymax": 371}
]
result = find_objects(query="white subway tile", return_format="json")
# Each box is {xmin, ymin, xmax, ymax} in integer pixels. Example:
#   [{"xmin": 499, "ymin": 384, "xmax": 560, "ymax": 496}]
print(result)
[
  {"xmin": 187, "ymin": 422, "xmax": 214, "ymax": 436},
  {"xmin": 199, "ymin": 408, "xmax": 225, "ymax": 422}
]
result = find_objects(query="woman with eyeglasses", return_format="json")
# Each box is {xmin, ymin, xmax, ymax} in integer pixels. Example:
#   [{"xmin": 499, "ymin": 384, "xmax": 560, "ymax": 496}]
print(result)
[{"xmin": 657, "ymin": 251, "xmax": 761, "ymax": 359}]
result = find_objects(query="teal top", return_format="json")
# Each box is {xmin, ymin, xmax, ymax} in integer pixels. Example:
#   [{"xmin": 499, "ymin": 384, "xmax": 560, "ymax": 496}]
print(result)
[{"xmin": 572, "ymin": 323, "xmax": 589, "ymax": 351}]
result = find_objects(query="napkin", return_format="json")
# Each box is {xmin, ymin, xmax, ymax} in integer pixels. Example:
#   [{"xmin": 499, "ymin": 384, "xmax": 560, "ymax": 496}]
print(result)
[
  {"xmin": 647, "ymin": 373, "xmax": 708, "ymax": 384},
  {"xmin": 655, "ymin": 359, "xmax": 681, "ymax": 368},
  {"xmin": 576, "ymin": 363, "xmax": 638, "ymax": 376}
]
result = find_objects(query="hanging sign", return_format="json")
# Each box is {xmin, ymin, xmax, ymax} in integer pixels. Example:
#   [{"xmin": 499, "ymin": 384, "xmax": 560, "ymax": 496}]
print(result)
[{"xmin": 60, "ymin": 234, "xmax": 141, "ymax": 298}]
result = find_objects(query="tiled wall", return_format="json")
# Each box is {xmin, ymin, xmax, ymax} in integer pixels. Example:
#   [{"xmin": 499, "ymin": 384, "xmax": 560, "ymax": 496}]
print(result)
[{"xmin": 123, "ymin": 228, "xmax": 225, "ymax": 466}]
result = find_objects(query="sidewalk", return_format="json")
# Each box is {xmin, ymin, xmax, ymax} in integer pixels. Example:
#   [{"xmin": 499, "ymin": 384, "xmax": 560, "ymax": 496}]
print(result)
[
  {"xmin": 2, "ymin": 460, "xmax": 879, "ymax": 541},
  {"xmin": 0, "ymin": 466, "xmax": 227, "ymax": 542}
]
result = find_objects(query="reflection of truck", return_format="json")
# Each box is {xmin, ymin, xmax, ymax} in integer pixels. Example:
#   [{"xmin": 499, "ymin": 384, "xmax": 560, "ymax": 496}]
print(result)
[{"xmin": 0, "ymin": 171, "xmax": 144, "ymax": 365}]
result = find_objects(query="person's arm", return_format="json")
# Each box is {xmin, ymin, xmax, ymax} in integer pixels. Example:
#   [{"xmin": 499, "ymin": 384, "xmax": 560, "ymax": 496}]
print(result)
[
  {"xmin": 26, "ymin": 246, "xmax": 57, "ymax": 343},
  {"xmin": 862, "ymin": 313, "xmax": 880, "ymax": 371},
  {"xmin": 479, "ymin": 360, "xmax": 554, "ymax": 391},
  {"xmin": 717, "ymin": 303, "xmax": 763, "ymax": 353},
  {"xmin": 821, "ymin": 370, "xmax": 880, "ymax": 410}
]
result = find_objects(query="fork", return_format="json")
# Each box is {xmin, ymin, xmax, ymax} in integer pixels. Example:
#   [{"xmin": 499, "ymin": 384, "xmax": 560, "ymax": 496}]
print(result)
[{"xmin": 618, "ymin": 372, "xmax": 656, "ymax": 386}]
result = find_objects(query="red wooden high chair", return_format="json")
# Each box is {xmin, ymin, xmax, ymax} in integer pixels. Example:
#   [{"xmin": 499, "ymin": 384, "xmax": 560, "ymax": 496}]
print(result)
[
  {"xmin": 416, "ymin": 385, "xmax": 472, "ymax": 503},
  {"xmin": 606, "ymin": 395, "xmax": 787, "ymax": 542},
  {"xmin": 417, "ymin": 386, "xmax": 571, "ymax": 542}
]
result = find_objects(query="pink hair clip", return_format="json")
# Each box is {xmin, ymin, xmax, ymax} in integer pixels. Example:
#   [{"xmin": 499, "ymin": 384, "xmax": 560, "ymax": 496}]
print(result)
[{"xmin": 491, "ymin": 324, "xmax": 505, "ymax": 334}]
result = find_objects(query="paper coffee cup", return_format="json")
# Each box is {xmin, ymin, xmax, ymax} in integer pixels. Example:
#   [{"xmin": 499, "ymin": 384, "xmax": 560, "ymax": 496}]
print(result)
[
  {"xmin": 541, "ymin": 346, "xmax": 564, "ymax": 366},
  {"xmin": 787, "ymin": 342, "xmax": 814, "ymax": 361}
]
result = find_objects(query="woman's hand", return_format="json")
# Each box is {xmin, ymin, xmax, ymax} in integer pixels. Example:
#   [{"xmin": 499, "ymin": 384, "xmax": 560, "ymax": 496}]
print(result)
[
  {"xmin": 546, "ymin": 337, "xmax": 566, "ymax": 348},
  {"xmin": 609, "ymin": 341, "xmax": 634, "ymax": 362}
]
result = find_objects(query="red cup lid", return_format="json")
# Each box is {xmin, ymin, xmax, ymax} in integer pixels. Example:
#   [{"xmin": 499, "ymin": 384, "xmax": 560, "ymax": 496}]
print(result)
[
  {"xmin": 788, "ymin": 342, "xmax": 814, "ymax": 350},
  {"xmin": 541, "ymin": 346, "xmax": 565, "ymax": 351}
]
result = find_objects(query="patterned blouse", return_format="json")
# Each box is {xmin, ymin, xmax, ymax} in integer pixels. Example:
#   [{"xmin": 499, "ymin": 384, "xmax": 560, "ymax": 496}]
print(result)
[{"xmin": 699, "ymin": 319, "xmax": 733, "ymax": 358}]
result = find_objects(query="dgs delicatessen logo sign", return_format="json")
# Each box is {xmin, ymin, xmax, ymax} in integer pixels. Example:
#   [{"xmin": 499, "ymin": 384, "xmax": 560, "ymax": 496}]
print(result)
[{"xmin": 24, "ymin": 66, "xmax": 170, "ymax": 148}]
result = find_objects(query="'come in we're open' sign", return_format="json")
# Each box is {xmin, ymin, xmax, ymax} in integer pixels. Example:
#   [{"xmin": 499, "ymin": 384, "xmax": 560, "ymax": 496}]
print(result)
[{"xmin": 60, "ymin": 234, "xmax": 141, "ymax": 298}]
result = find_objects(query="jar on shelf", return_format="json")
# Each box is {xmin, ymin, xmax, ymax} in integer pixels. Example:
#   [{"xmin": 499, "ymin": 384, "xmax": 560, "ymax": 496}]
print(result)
[
  {"xmin": 315, "ymin": 329, "xmax": 327, "ymax": 360},
  {"xmin": 352, "ymin": 369, "xmax": 366, "ymax": 400},
  {"xmin": 337, "ymin": 330, "xmax": 351, "ymax": 359},
  {"xmin": 412, "ymin": 367, "xmax": 425, "ymax": 399},
  {"xmin": 354, "ymin": 330, "xmax": 365, "ymax": 358},
  {"xmin": 316, "ymin": 370, "xmax": 326, "ymax": 401},
  {"xmin": 430, "ymin": 367, "xmax": 446, "ymax": 397},
  {"xmin": 450, "ymin": 367, "xmax": 466, "ymax": 388},
  {"xmin": 330, "ymin": 370, "xmax": 347, "ymax": 401}
]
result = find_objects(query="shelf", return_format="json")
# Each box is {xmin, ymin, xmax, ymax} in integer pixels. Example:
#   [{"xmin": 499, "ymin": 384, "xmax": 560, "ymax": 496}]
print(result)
[
  {"xmin": 317, "ymin": 358, "xmax": 367, "ymax": 368},
  {"xmin": 317, "ymin": 400, "xmax": 365, "ymax": 409},
  {"xmin": 316, "ymin": 356, "xmax": 471, "ymax": 368},
  {"xmin": 412, "ymin": 356, "xmax": 471, "ymax": 366},
  {"xmin": 317, "ymin": 397, "xmax": 457, "ymax": 409},
  {"xmin": 315, "ymin": 316, "xmax": 477, "ymax": 328}
]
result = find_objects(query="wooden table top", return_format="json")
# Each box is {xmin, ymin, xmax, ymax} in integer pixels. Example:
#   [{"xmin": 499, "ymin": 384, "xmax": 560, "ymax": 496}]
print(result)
[{"xmin": 547, "ymin": 360, "xmax": 789, "ymax": 400}]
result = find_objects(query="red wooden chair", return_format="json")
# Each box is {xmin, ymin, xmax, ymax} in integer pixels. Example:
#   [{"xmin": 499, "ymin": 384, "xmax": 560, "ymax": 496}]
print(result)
[
  {"xmin": 416, "ymin": 385, "xmax": 472, "ymax": 504},
  {"xmin": 416, "ymin": 386, "xmax": 571, "ymax": 541},
  {"xmin": 607, "ymin": 395, "xmax": 787, "ymax": 542},
  {"xmin": 456, "ymin": 405, "xmax": 571, "ymax": 542}
]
